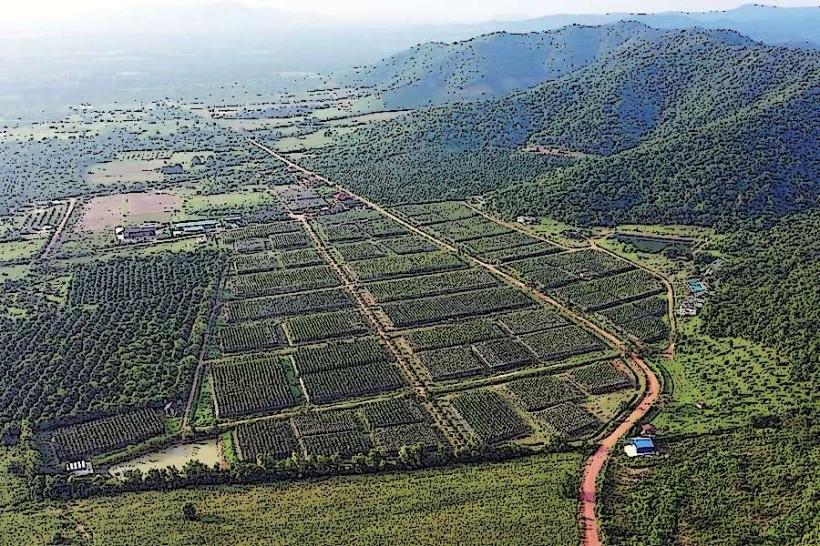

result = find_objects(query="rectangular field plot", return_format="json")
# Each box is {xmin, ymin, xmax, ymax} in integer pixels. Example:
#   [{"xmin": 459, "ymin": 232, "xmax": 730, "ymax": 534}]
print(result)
[
  {"xmin": 225, "ymin": 266, "xmax": 340, "ymax": 299},
  {"xmin": 292, "ymin": 410, "xmax": 360, "ymax": 436},
  {"xmin": 210, "ymin": 354, "xmax": 302, "ymax": 419},
  {"xmin": 617, "ymin": 316, "xmax": 670, "ymax": 343},
  {"xmin": 285, "ymin": 310, "xmax": 369, "ymax": 344},
  {"xmin": 218, "ymin": 319, "xmax": 287, "ymax": 354},
  {"xmin": 50, "ymin": 409, "xmax": 166, "ymax": 461},
  {"xmin": 223, "ymin": 288, "xmax": 353, "ymax": 322},
  {"xmin": 221, "ymin": 221, "xmax": 302, "ymax": 244},
  {"xmin": 373, "ymin": 423, "xmax": 447, "ymax": 451},
  {"xmin": 301, "ymin": 361, "xmax": 406, "ymax": 404},
  {"xmin": 232, "ymin": 252, "xmax": 282, "ymax": 274},
  {"xmin": 554, "ymin": 269, "xmax": 664, "ymax": 311},
  {"xmin": 570, "ymin": 361, "xmax": 633, "ymax": 394},
  {"xmin": 451, "ymin": 390, "xmax": 532, "ymax": 445},
  {"xmin": 504, "ymin": 375, "xmax": 583, "ymax": 412},
  {"xmin": 279, "ymin": 248, "xmax": 325, "ymax": 268},
  {"xmin": 366, "ymin": 269, "xmax": 497, "ymax": 303},
  {"xmin": 378, "ymin": 234, "xmax": 438, "ymax": 255},
  {"xmin": 416, "ymin": 345, "xmax": 485, "ymax": 381},
  {"xmin": 269, "ymin": 230, "xmax": 311, "ymax": 250},
  {"xmin": 348, "ymin": 251, "xmax": 466, "ymax": 282},
  {"xmin": 482, "ymin": 241, "xmax": 560, "ymax": 264},
  {"xmin": 428, "ymin": 216, "xmax": 509, "ymax": 242},
  {"xmin": 293, "ymin": 338, "xmax": 388, "ymax": 374},
  {"xmin": 521, "ymin": 325, "xmax": 605, "ymax": 361},
  {"xmin": 315, "ymin": 208, "xmax": 383, "ymax": 227},
  {"xmin": 473, "ymin": 338, "xmax": 535, "ymax": 371},
  {"xmin": 403, "ymin": 318, "xmax": 506, "ymax": 351},
  {"xmin": 320, "ymin": 218, "xmax": 408, "ymax": 242},
  {"xmin": 533, "ymin": 402, "xmax": 602, "ymax": 437},
  {"xmin": 546, "ymin": 250, "xmax": 632, "ymax": 277},
  {"xmin": 236, "ymin": 419, "xmax": 299, "ymax": 462},
  {"xmin": 599, "ymin": 296, "xmax": 669, "ymax": 343},
  {"xmin": 498, "ymin": 308, "xmax": 568, "ymax": 334},
  {"xmin": 293, "ymin": 338, "xmax": 406, "ymax": 404},
  {"xmin": 334, "ymin": 240, "xmax": 387, "ymax": 262},
  {"xmin": 382, "ymin": 286, "xmax": 534, "ymax": 328},
  {"xmin": 461, "ymin": 231, "xmax": 537, "ymax": 254},
  {"xmin": 360, "ymin": 397, "xmax": 429, "ymax": 428},
  {"xmin": 234, "ymin": 238, "xmax": 271, "ymax": 254},
  {"xmin": 392, "ymin": 201, "xmax": 476, "ymax": 225},
  {"xmin": 301, "ymin": 430, "xmax": 373, "ymax": 458}
]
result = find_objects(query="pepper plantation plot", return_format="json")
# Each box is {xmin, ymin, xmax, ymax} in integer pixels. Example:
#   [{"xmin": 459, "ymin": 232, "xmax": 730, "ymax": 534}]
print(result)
[{"xmin": 51, "ymin": 194, "xmax": 654, "ymax": 471}]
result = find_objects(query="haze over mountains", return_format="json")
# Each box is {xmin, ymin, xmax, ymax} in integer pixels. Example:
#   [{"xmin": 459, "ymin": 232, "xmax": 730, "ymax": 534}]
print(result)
[{"xmin": 0, "ymin": 3, "xmax": 817, "ymax": 121}]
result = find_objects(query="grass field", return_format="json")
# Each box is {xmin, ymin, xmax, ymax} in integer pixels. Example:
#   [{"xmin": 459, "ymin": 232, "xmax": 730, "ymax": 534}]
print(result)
[
  {"xmin": 182, "ymin": 190, "xmax": 275, "ymax": 215},
  {"xmin": 652, "ymin": 319, "xmax": 809, "ymax": 435},
  {"xmin": 0, "ymin": 238, "xmax": 42, "ymax": 263},
  {"xmin": 0, "ymin": 452, "xmax": 582, "ymax": 545}
]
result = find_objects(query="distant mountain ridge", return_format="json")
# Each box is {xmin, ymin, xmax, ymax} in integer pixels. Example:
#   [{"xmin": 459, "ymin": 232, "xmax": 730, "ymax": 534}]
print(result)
[
  {"xmin": 310, "ymin": 23, "xmax": 820, "ymax": 228},
  {"xmin": 347, "ymin": 23, "xmax": 665, "ymax": 107}
]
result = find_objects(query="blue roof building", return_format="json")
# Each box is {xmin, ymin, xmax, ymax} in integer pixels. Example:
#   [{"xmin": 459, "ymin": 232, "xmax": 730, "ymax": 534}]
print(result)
[{"xmin": 624, "ymin": 437, "xmax": 656, "ymax": 457}]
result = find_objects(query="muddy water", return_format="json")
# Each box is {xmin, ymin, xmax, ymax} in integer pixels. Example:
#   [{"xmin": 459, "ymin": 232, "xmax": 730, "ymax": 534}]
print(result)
[{"xmin": 109, "ymin": 438, "xmax": 221, "ymax": 479}]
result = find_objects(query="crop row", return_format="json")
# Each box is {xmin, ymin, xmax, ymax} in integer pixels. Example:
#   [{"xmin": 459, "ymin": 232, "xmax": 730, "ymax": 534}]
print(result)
[
  {"xmin": 451, "ymin": 390, "xmax": 532, "ymax": 445},
  {"xmin": 218, "ymin": 318, "xmax": 286, "ymax": 354},
  {"xmin": 221, "ymin": 221, "xmax": 302, "ymax": 243},
  {"xmin": 533, "ymin": 402, "xmax": 601, "ymax": 437},
  {"xmin": 554, "ymin": 269, "xmax": 664, "ymax": 311},
  {"xmin": 365, "ymin": 268, "xmax": 497, "ymax": 303},
  {"xmin": 301, "ymin": 361, "xmax": 405, "ymax": 405},
  {"xmin": 570, "ymin": 361, "xmax": 633, "ymax": 394},
  {"xmin": 404, "ymin": 318, "xmax": 506, "ymax": 351},
  {"xmin": 392, "ymin": 201, "xmax": 476, "ymax": 226},
  {"xmin": 481, "ymin": 241, "xmax": 560, "ymax": 264},
  {"xmin": 521, "ymin": 325, "xmax": 605, "ymax": 360},
  {"xmin": 378, "ymin": 235, "xmax": 438, "ymax": 255},
  {"xmin": 504, "ymin": 375, "xmax": 582, "ymax": 411},
  {"xmin": 235, "ymin": 419, "xmax": 299, "ymax": 462},
  {"xmin": 293, "ymin": 338, "xmax": 388, "ymax": 374},
  {"xmin": 349, "ymin": 251, "xmax": 465, "ymax": 282},
  {"xmin": 223, "ymin": 289, "xmax": 353, "ymax": 323},
  {"xmin": 50, "ymin": 409, "xmax": 166, "ymax": 461},
  {"xmin": 427, "ymin": 216, "xmax": 508, "ymax": 242},
  {"xmin": 382, "ymin": 286, "xmax": 533, "ymax": 328},
  {"xmin": 211, "ymin": 354, "xmax": 300, "ymax": 419},
  {"xmin": 225, "ymin": 266, "xmax": 340, "ymax": 299},
  {"xmin": 285, "ymin": 309, "xmax": 369, "ymax": 344}
]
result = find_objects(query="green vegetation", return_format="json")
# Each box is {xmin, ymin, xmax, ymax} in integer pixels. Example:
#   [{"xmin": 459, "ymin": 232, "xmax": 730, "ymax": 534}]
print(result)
[
  {"xmin": 602, "ymin": 412, "xmax": 819, "ymax": 546},
  {"xmin": 0, "ymin": 249, "xmax": 225, "ymax": 425},
  {"xmin": 702, "ymin": 211, "xmax": 819, "ymax": 373},
  {"xmin": 0, "ymin": 452, "xmax": 582, "ymax": 545}
]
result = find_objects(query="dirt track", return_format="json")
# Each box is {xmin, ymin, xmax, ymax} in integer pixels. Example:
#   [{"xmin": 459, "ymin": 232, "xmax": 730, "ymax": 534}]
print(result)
[{"xmin": 579, "ymin": 353, "xmax": 660, "ymax": 545}]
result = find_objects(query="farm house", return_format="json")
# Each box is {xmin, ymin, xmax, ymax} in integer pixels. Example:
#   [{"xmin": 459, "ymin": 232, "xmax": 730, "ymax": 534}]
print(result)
[
  {"xmin": 65, "ymin": 460, "xmax": 94, "ymax": 476},
  {"xmin": 624, "ymin": 437, "xmax": 656, "ymax": 457}
]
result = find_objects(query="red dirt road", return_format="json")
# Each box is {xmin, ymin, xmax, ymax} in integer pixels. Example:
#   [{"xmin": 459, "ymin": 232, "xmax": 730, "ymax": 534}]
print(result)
[{"xmin": 579, "ymin": 353, "xmax": 660, "ymax": 546}]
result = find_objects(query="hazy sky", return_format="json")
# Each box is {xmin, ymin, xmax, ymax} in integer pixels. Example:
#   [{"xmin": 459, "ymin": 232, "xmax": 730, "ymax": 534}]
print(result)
[{"xmin": 5, "ymin": 0, "xmax": 817, "ymax": 26}]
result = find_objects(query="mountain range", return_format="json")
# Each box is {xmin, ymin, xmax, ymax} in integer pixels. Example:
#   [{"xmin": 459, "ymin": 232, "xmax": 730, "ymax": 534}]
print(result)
[{"xmin": 309, "ymin": 22, "xmax": 820, "ymax": 228}]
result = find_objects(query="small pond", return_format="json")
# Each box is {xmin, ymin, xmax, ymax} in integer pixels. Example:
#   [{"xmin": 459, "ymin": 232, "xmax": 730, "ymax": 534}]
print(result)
[{"xmin": 108, "ymin": 438, "xmax": 221, "ymax": 479}]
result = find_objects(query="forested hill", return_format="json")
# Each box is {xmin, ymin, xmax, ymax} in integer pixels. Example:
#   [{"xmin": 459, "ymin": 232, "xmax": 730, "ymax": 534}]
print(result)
[
  {"xmin": 310, "ymin": 27, "xmax": 819, "ymax": 228},
  {"xmin": 346, "ymin": 22, "xmax": 662, "ymax": 108}
]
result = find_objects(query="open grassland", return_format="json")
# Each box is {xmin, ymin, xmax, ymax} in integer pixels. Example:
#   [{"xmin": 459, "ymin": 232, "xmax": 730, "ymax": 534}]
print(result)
[
  {"xmin": 652, "ymin": 319, "xmax": 811, "ymax": 435},
  {"xmin": 6, "ymin": 453, "xmax": 581, "ymax": 546}
]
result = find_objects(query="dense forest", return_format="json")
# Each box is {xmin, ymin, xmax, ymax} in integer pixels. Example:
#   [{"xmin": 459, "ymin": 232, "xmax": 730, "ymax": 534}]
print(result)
[
  {"xmin": 702, "ymin": 211, "xmax": 820, "ymax": 374},
  {"xmin": 308, "ymin": 26, "xmax": 819, "ymax": 227},
  {"xmin": 0, "ymin": 250, "xmax": 226, "ymax": 428}
]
